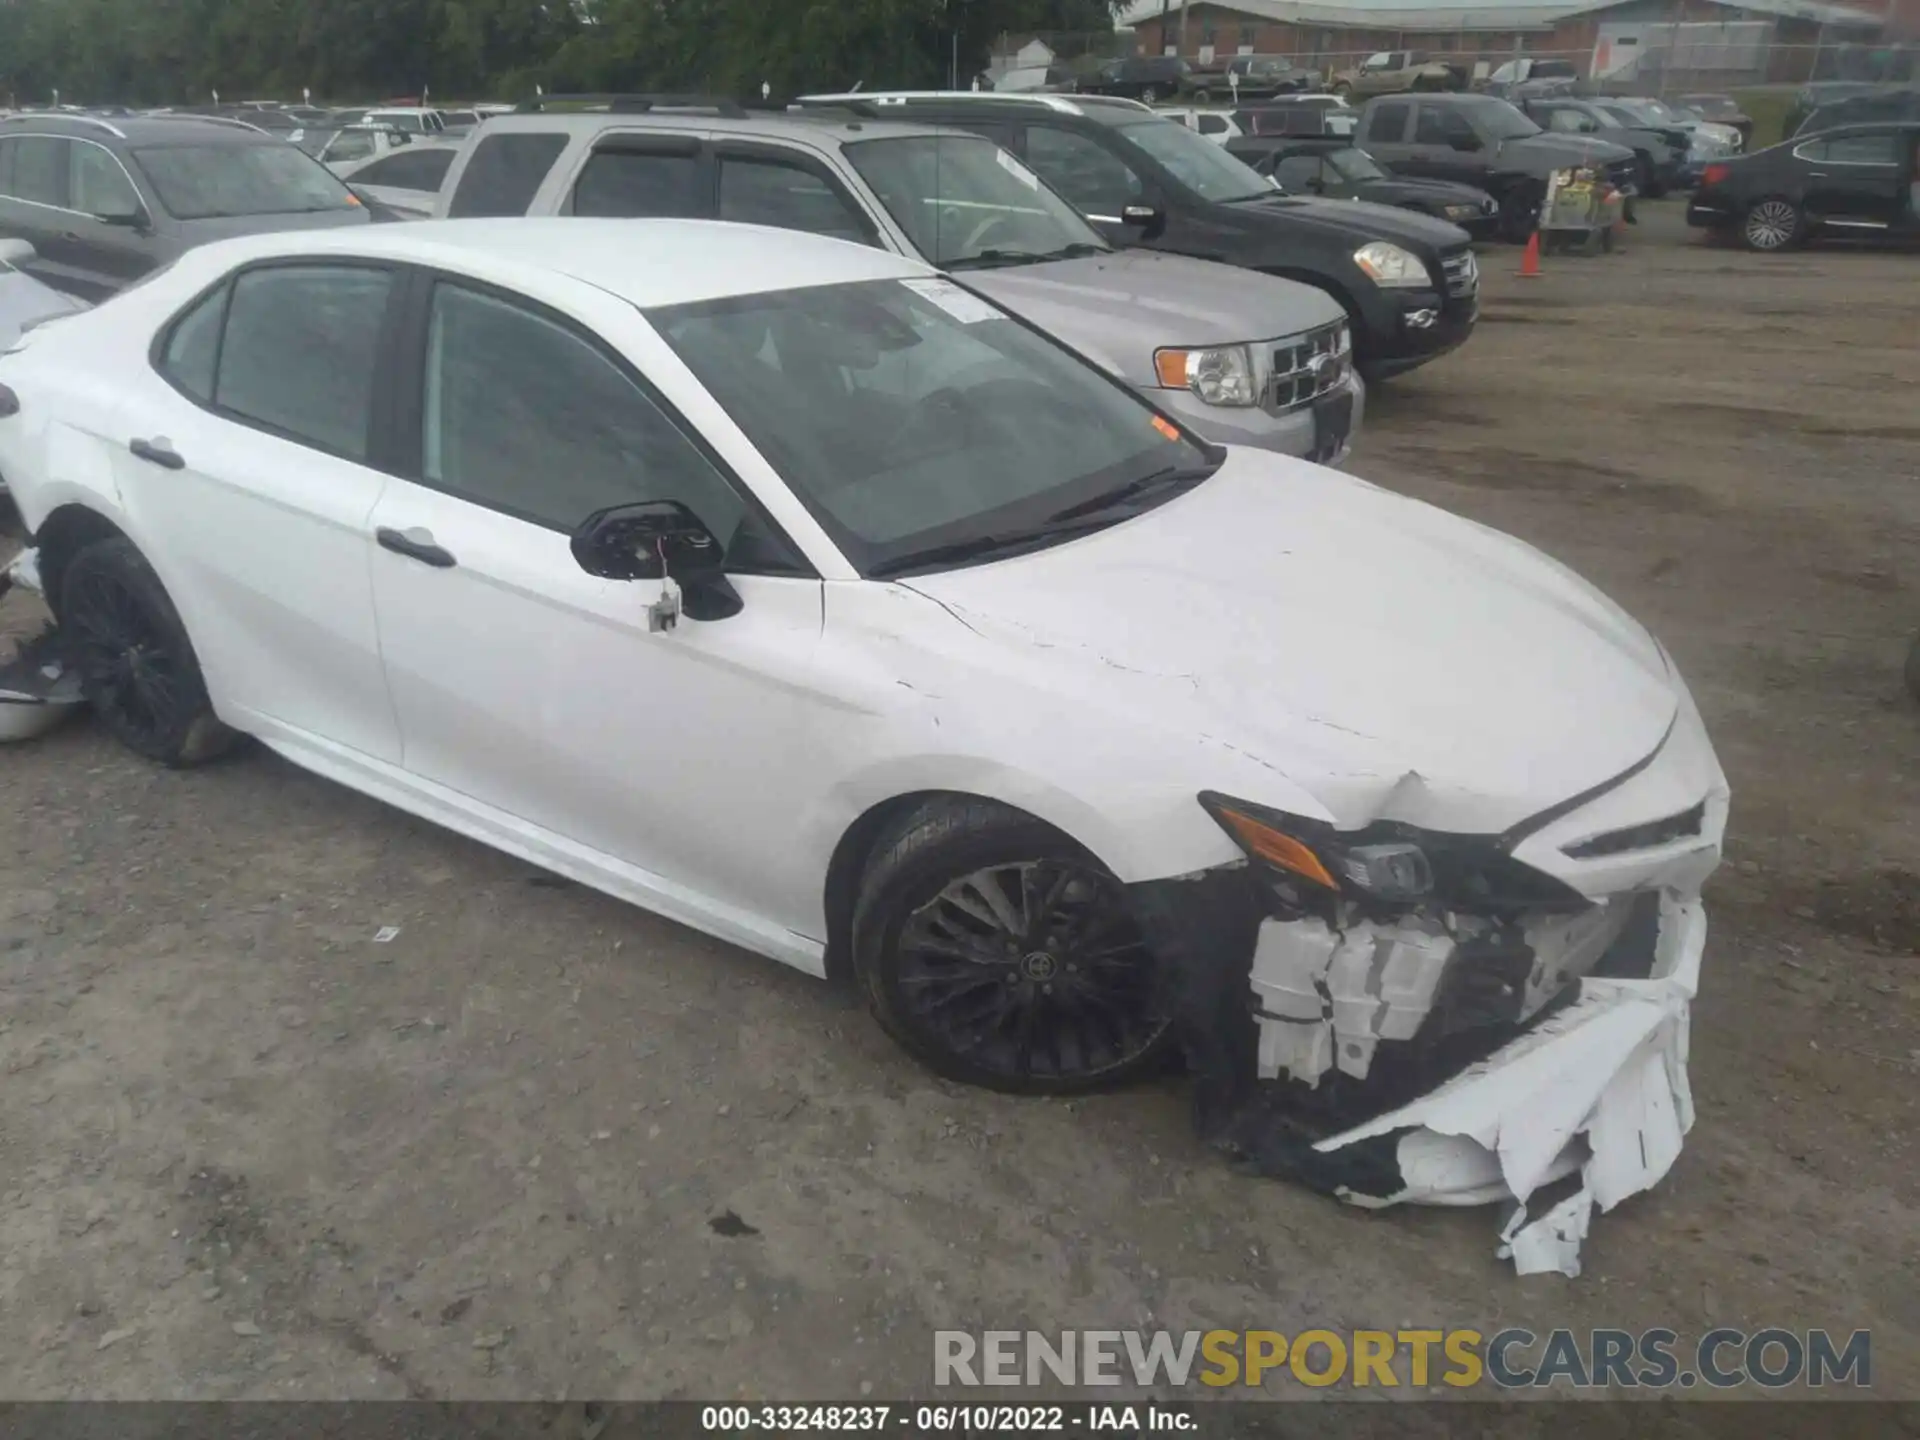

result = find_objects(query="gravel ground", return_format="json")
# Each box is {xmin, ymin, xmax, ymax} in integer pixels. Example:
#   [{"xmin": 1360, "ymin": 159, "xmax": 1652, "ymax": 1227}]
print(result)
[{"xmin": 0, "ymin": 201, "xmax": 1915, "ymax": 1403}]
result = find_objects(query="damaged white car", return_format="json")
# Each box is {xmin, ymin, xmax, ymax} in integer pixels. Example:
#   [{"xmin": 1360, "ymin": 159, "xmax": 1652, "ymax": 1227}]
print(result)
[{"xmin": 0, "ymin": 220, "xmax": 1726, "ymax": 1273}]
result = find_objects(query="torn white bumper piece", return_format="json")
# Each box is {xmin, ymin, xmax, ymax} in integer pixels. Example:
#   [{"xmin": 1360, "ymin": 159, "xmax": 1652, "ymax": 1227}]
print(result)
[{"xmin": 1312, "ymin": 893, "xmax": 1703, "ymax": 1277}]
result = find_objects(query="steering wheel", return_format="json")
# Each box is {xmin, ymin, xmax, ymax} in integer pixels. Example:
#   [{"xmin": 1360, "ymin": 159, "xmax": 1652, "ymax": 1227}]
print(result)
[
  {"xmin": 939, "ymin": 207, "xmax": 1021, "ymax": 258},
  {"xmin": 875, "ymin": 375, "xmax": 1039, "ymax": 460}
]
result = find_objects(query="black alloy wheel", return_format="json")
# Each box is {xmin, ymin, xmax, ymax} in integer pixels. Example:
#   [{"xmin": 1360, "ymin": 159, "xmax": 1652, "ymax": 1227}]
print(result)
[
  {"xmin": 854, "ymin": 800, "xmax": 1176, "ymax": 1094},
  {"xmin": 59, "ymin": 537, "xmax": 235, "ymax": 766}
]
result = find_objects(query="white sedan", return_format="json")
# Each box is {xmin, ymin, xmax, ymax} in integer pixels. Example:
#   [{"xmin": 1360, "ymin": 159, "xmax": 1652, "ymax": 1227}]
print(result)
[{"xmin": 0, "ymin": 220, "xmax": 1726, "ymax": 1269}]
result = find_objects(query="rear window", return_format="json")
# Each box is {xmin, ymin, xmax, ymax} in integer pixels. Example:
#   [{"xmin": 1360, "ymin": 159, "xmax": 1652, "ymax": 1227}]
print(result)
[
  {"xmin": 132, "ymin": 143, "xmax": 359, "ymax": 219},
  {"xmin": 447, "ymin": 132, "xmax": 568, "ymax": 217}
]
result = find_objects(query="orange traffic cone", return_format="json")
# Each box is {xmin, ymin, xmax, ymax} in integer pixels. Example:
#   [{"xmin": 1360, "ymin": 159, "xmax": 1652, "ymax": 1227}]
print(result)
[{"xmin": 1518, "ymin": 230, "xmax": 1542, "ymax": 278}]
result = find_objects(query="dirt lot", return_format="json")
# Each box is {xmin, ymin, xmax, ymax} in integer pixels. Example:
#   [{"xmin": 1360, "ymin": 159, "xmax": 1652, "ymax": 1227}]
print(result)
[{"xmin": 1, "ymin": 201, "xmax": 1916, "ymax": 1404}]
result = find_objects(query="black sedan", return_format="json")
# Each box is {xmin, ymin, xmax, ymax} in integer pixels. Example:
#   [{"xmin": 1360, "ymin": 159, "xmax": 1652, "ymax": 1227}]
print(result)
[
  {"xmin": 1229, "ymin": 137, "xmax": 1501, "ymax": 239},
  {"xmin": 1687, "ymin": 120, "xmax": 1920, "ymax": 250}
]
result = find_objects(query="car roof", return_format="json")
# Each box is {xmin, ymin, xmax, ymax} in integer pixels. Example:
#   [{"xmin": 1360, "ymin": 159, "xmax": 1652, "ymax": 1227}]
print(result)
[
  {"xmin": 194, "ymin": 218, "xmax": 932, "ymax": 308},
  {"xmin": 0, "ymin": 112, "xmax": 282, "ymax": 145},
  {"xmin": 484, "ymin": 105, "xmax": 963, "ymax": 146}
]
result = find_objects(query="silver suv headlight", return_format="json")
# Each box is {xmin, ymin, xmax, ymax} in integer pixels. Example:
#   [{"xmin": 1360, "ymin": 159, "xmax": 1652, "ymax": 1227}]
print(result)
[
  {"xmin": 1153, "ymin": 343, "xmax": 1260, "ymax": 407},
  {"xmin": 1351, "ymin": 241, "xmax": 1430, "ymax": 289}
]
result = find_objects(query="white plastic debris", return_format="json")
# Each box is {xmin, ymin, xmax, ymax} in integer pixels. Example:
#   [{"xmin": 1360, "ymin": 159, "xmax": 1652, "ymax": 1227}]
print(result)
[
  {"xmin": 373, "ymin": 926, "xmax": 401, "ymax": 943},
  {"xmin": 1315, "ymin": 892, "xmax": 1704, "ymax": 1277}
]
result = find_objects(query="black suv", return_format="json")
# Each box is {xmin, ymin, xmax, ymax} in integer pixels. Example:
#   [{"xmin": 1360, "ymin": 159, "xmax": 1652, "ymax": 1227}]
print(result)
[
  {"xmin": 1081, "ymin": 56, "xmax": 1192, "ymax": 103},
  {"xmin": 0, "ymin": 112, "xmax": 372, "ymax": 300},
  {"xmin": 1354, "ymin": 92, "xmax": 1638, "ymax": 241},
  {"xmin": 802, "ymin": 92, "xmax": 1479, "ymax": 381}
]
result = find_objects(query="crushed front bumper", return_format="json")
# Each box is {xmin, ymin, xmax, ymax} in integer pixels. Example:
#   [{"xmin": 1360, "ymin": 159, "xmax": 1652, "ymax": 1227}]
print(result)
[{"xmin": 1129, "ymin": 697, "xmax": 1726, "ymax": 1278}]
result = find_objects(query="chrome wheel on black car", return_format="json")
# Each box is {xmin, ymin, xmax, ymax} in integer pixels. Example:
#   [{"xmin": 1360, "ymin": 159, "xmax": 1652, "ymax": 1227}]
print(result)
[{"xmin": 1742, "ymin": 198, "xmax": 1803, "ymax": 251}]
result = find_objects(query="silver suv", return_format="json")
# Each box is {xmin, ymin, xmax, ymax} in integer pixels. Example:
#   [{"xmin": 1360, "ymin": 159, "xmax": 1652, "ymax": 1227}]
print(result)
[{"xmin": 431, "ymin": 98, "xmax": 1362, "ymax": 463}]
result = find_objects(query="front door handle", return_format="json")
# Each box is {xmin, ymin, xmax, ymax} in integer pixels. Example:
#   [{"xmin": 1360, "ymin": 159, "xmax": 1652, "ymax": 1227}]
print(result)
[
  {"xmin": 128, "ymin": 436, "xmax": 184, "ymax": 470},
  {"xmin": 376, "ymin": 525, "xmax": 458, "ymax": 569}
]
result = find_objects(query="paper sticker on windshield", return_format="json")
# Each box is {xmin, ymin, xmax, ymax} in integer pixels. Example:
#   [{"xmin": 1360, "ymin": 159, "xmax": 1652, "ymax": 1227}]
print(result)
[
  {"xmin": 902, "ymin": 278, "xmax": 1001, "ymax": 325},
  {"xmin": 995, "ymin": 149, "xmax": 1042, "ymax": 191},
  {"xmin": 1151, "ymin": 415, "xmax": 1182, "ymax": 442}
]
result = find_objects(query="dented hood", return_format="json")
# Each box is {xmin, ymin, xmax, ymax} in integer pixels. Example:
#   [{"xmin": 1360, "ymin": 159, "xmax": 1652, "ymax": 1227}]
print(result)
[{"xmin": 905, "ymin": 451, "xmax": 1678, "ymax": 833}]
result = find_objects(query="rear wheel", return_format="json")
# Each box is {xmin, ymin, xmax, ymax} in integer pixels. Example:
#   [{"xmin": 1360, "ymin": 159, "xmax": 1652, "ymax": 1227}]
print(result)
[
  {"xmin": 852, "ymin": 798, "xmax": 1175, "ymax": 1094},
  {"xmin": 59, "ymin": 537, "xmax": 235, "ymax": 766},
  {"xmin": 1332, "ymin": 81, "xmax": 1352, "ymax": 97},
  {"xmin": 1140, "ymin": 84, "xmax": 1161, "ymax": 103},
  {"xmin": 1741, "ymin": 197, "xmax": 1804, "ymax": 251}
]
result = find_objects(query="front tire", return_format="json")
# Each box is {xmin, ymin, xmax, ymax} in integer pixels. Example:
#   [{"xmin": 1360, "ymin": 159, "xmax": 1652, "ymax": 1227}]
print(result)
[
  {"xmin": 1742, "ymin": 197, "xmax": 1804, "ymax": 251},
  {"xmin": 59, "ymin": 537, "xmax": 236, "ymax": 766},
  {"xmin": 1140, "ymin": 85, "xmax": 1161, "ymax": 103},
  {"xmin": 852, "ymin": 798, "xmax": 1175, "ymax": 1094}
]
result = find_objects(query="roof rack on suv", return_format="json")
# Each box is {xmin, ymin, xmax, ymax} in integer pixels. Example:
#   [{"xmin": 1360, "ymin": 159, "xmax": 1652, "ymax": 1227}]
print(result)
[
  {"xmin": 799, "ymin": 90, "xmax": 1089, "ymax": 115},
  {"xmin": 175, "ymin": 114, "xmax": 270, "ymax": 134},
  {"xmin": 514, "ymin": 93, "xmax": 775, "ymax": 117},
  {"xmin": 0, "ymin": 111, "xmax": 128, "ymax": 139}
]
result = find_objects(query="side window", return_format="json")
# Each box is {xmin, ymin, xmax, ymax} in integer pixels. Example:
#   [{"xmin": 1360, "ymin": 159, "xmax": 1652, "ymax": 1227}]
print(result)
[
  {"xmin": 1, "ymin": 136, "xmax": 71, "ymax": 207},
  {"xmin": 1824, "ymin": 133, "xmax": 1900, "ymax": 164},
  {"xmin": 350, "ymin": 149, "xmax": 455, "ymax": 191},
  {"xmin": 447, "ymin": 131, "xmax": 568, "ymax": 218},
  {"xmin": 1197, "ymin": 114, "xmax": 1227, "ymax": 136},
  {"xmin": 215, "ymin": 266, "xmax": 393, "ymax": 460},
  {"xmin": 420, "ymin": 283, "xmax": 771, "ymax": 567},
  {"xmin": 572, "ymin": 146, "xmax": 705, "ymax": 219},
  {"xmin": 1414, "ymin": 106, "xmax": 1472, "ymax": 144},
  {"xmin": 158, "ymin": 284, "xmax": 227, "ymax": 404},
  {"xmin": 1365, "ymin": 101, "xmax": 1411, "ymax": 143},
  {"xmin": 1543, "ymin": 107, "xmax": 1594, "ymax": 134},
  {"xmin": 70, "ymin": 142, "xmax": 142, "ymax": 217},
  {"xmin": 1021, "ymin": 126, "xmax": 1142, "ymax": 215},
  {"xmin": 324, "ymin": 131, "xmax": 378, "ymax": 164},
  {"xmin": 718, "ymin": 154, "xmax": 873, "ymax": 245},
  {"xmin": 1271, "ymin": 153, "xmax": 1325, "ymax": 191}
]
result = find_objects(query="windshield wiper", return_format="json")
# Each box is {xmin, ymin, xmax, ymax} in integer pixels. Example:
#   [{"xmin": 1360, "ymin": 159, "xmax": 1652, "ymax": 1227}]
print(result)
[
  {"xmin": 944, "ymin": 248, "xmax": 1054, "ymax": 271},
  {"xmin": 1044, "ymin": 462, "xmax": 1218, "ymax": 524},
  {"xmin": 867, "ymin": 515, "xmax": 1120, "ymax": 579}
]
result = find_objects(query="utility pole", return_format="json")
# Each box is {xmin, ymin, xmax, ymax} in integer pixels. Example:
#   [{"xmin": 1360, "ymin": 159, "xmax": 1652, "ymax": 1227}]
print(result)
[{"xmin": 1159, "ymin": 0, "xmax": 1172, "ymax": 56}]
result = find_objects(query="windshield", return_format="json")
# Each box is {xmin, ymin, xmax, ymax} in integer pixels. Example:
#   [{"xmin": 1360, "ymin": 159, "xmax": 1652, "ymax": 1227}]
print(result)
[
  {"xmin": 369, "ymin": 112, "xmax": 428, "ymax": 132},
  {"xmin": 1325, "ymin": 147, "xmax": 1387, "ymax": 181},
  {"xmin": 1115, "ymin": 118, "xmax": 1274, "ymax": 202},
  {"xmin": 133, "ymin": 144, "xmax": 361, "ymax": 219},
  {"xmin": 650, "ymin": 278, "xmax": 1213, "ymax": 576},
  {"xmin": 1476, "ymin": 101, "xmax": 1542, "ymax": 140},
  {"xmin": 842, "ymin": 135, "xmax": 1108, "ymax": 270}
]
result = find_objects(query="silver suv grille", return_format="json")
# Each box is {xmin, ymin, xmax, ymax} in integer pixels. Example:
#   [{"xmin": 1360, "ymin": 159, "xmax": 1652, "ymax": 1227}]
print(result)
[
  {"xmin": 1440, "ymin": 249, "xmax": 1478, "ymax": 299},
  {"xmin": 1267, "ymin": 320, "xmax": 1351, "ymax": 414}
]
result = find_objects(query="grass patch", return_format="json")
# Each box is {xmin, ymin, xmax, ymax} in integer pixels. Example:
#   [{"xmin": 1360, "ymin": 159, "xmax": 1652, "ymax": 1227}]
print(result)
[{"xmin": 1732, "ymin": 87, "xmax": 1794, "ymax": 147}]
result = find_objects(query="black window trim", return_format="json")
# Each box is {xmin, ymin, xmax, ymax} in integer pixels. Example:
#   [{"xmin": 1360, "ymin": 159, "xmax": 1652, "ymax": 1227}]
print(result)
[
  {"xmin": 386, "ymin": 266, "xmax": 818, "ymax": 579},
  {"xmin": 147, "ymin": 256, "xmax": 406, "ymax": 467},
  {"xmin": 711, "ymin": 138, "xmax": 883, "ymax": 247}
]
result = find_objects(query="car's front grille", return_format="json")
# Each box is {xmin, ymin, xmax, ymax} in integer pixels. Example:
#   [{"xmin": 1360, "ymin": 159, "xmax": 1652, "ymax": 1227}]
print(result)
[
  {"xmin": 1562, "ymin": 801, "xmax": 1707, "ymax": 860},
  {"xmin": 1267, "ymin": 320, "xmax": 1351, "ymax": 414},
  {"xmin": 1440, "ymin": 247, "xmax": 1478, "ymax": 300}
]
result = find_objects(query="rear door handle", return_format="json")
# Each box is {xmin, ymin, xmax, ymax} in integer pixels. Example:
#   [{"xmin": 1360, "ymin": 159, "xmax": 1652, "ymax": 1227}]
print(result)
[
  {"xmin": 376, "ymin": 526, "xmax": 458, "ymax": 569},
  {"xmin": 128, "ymin": 436, "xmax": 184, "ymax": 469}
]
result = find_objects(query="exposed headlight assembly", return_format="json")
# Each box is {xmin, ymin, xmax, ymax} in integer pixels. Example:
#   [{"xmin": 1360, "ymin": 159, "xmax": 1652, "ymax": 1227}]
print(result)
[
  {"xmin": 1198, "ymin": 791, "xmax": 1588, "ymax": 911},
  {"xmin": 1351, "ymin": 240, "xmax": 1430, "ymax": 288},
  {"xmin": 1153, "ymin": 343, "xmax": 1260, "ymax": 407}
]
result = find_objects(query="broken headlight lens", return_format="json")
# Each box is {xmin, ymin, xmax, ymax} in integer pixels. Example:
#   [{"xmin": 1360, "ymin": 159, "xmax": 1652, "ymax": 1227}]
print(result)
[
  {"xmin": 1198, "ymin": 793, "xmax": 1433, "ymax": 902},
  {"xmin": 1153, "ymin": 344, "xmax": 1260, "ymax": 407}
]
